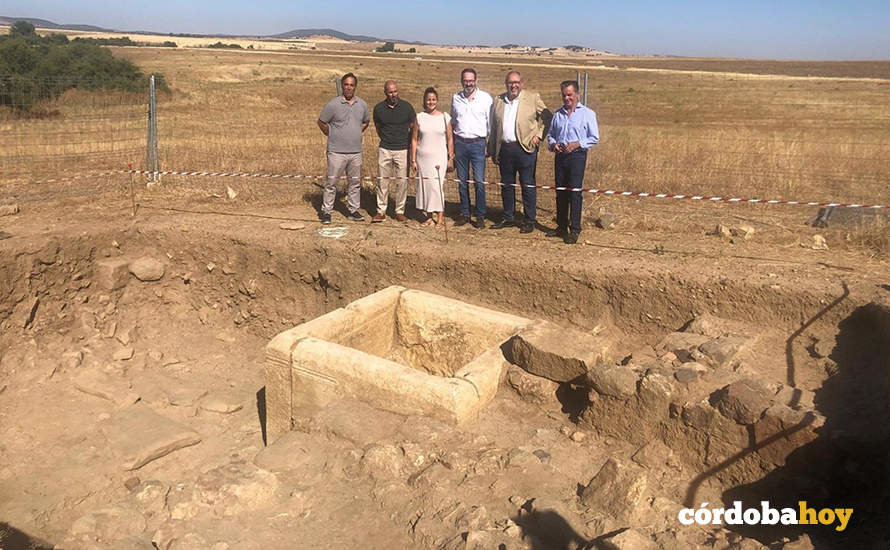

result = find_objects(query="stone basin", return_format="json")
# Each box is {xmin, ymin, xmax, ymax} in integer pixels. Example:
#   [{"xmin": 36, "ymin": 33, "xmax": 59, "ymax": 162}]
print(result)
[{"xmin": 264, "ymin": 286, "xmax": 533, "ymax": 443}]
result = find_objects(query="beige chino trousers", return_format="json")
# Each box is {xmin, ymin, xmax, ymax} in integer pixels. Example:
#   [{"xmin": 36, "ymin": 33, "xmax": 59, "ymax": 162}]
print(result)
[
  {"xmin": 323, "ymin": 151, "xmax": 362, "ymax": 215},
  {"xmin": 376, "ymin": 147, "xmax": 409, "ymax": 215}
]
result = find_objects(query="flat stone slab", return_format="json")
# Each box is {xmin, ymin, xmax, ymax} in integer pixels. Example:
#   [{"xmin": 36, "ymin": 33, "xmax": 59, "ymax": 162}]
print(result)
[
  {"xmin": 74, "ymin": 370, "xmax": 140, "ymax": 407},
  {"xmin": 167, "ymin": 387, "xmax": 208, "ymax": 407},
  {"xmin": 102, "ymin": 403, "xmax": 201, "ymax": 470},
  {"xmin": 508, "ymin": 320, "xmax": 612, "ymax": 382},
  {"xmin": 200, "ymin": 397, "xmax": 243, "ymax": 414}
]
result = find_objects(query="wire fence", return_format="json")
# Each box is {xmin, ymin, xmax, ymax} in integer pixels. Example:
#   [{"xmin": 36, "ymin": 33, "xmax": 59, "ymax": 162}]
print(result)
[{"xmin": 2, "ymin": 72, "xmax": 890, "ymax": 214}]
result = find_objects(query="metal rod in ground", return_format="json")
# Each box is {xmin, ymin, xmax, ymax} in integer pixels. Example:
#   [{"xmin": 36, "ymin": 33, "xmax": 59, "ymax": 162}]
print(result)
[
  {"xmin": 436, "ymin": 166, "xmax": 448, "ymax": 243},
  {"xmin": 127, "ymin": 163, "xmax": 137, "ymax": 216},
  {"xmin": 584, "ymin": 72, "xmax": 589, "ymax": 105}
]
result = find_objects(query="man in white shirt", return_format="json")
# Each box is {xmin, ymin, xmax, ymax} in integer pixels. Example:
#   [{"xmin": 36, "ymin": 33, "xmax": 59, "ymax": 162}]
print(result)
[{"xmin": 450, "ymin": 68, "xmax": 493, "ymax": 229}]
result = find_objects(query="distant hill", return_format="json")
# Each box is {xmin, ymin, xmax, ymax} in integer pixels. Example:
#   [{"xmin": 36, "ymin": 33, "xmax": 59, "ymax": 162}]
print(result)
[
  {"xmin": 270, "ymin": 27, "xmax": 423, "ymax": 45},
  {"xmin": 0, "ymin": 15, "xmax": 111, "ymax": 32},
  {"xmin": 0, "ymin": 16, "xmax": 424, "ymax": 45}
]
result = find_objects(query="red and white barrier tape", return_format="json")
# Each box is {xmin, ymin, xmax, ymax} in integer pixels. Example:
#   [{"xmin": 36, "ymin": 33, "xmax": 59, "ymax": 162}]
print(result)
[{"xmin": 125, "ymin": 168, "xmax": 889, "ymax": 210}]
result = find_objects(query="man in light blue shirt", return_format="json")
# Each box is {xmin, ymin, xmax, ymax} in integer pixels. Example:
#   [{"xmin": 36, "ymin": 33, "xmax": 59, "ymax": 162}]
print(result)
[{"xmin": 546, "ymin": 80, "xmax": 599, "ymax": 244}]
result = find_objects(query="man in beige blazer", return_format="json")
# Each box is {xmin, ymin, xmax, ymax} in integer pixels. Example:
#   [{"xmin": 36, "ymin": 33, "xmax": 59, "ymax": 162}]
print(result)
[{"xmin": 488, "ymin": 70, "xmax": 552, "ymax": 233}]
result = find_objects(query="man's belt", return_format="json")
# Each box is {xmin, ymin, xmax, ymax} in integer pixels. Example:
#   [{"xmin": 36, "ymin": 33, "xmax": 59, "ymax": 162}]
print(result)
[{"xmin": 455, "ymin": 135, "xmax": 486, "ymax": 143}]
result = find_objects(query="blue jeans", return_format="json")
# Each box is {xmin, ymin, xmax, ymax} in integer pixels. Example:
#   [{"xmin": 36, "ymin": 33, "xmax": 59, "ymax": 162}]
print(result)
[
  {"xmin": 454, "ymin": 138, "xmax": 486, "ymax": 219},
  {"xmin": 498, "ymin": 142, "xmax": 537, "ymax": 224},
  {"xmin": 554, "ymin": 149, "xmax": 587, "ymax": 234}
]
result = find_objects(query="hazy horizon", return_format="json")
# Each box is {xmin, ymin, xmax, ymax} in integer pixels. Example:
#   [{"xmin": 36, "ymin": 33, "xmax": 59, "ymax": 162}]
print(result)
[{"xmin": 5, "ymin": 0, "xmax": 890, "ymax": 61}]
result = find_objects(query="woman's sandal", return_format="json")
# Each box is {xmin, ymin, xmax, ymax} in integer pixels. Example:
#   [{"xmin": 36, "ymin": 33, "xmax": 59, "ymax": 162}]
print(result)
[{"xmin": 420, "ymin": 219, "xmax": 435, "ymax": 228}]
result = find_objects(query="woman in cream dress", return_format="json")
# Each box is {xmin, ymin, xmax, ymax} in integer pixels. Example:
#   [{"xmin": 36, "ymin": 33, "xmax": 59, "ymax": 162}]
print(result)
[{"xmin": 411, "ymin": 87, "xmax": 454, "ymax": 228}]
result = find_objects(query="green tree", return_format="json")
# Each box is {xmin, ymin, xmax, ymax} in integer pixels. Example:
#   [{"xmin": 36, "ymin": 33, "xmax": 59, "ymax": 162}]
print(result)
[{"xmin": 11, "ymin": 20, "xmax": 36, "ymax": 37}]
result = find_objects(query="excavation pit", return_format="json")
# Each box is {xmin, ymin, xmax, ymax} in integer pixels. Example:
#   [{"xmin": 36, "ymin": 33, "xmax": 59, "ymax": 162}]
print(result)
[{"xmin": 264, "ymin": 286, "xmax": 534, "ymax": 443}]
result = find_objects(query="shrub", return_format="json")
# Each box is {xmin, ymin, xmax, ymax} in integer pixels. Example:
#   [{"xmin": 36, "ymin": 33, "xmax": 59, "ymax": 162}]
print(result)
[
  {"xmin": 0, "ymin": 32, "xmax": 168, "ymax": 110},
  {"xmin": 206, "ymin": 42, "xmax": 243, "ymax": 49}
]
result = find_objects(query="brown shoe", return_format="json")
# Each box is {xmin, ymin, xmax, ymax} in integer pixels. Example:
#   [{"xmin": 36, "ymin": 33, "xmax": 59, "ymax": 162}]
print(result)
[
  {"xmin": 371, "ymin": 213, "xmax": 386, "ymax": 223},
  {"xmin": 395, "ymin": 213, "xmax": 408, "ymax": 223}
]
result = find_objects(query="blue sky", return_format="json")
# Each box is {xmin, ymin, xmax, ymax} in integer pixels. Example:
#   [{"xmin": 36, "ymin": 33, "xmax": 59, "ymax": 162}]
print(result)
[{"xmin": 5, "ymin": 0, "xmax": 890, "ymax": 60}]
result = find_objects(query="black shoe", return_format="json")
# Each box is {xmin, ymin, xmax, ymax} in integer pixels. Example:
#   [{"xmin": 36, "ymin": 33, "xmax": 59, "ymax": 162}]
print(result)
[
  {"xmin": 546, "ymin": 227, "xmax": 567, "ymax": 238},
  {"xmin": 490, "ymin": 220, "xmax": 514, "ymax": 230},
  {"xmin": 474, "ymin": 218, "xmax": 486, "ymax": 229},
  {"xmin": 454, "ymin": 215, "xmax": 469, "ymax": 227},
  {"xmin": 347, "ymin": 211, "xmax": 365, "ymax": 222},
  {"xmin": 520, "ymin": 223, "xmax": 534, "ymax": 234},
  {"xmin": 563, "ymin": 232, "xmax": 579, "ymax": 244},
  {"xmin": 320, "ymin": 213, "xmax": 332, "ymax": 225}
]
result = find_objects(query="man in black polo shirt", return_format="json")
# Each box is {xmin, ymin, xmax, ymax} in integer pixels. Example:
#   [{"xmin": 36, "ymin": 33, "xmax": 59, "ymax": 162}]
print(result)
[{"xmin": 372, "ymin": 80, "xmax": 416, "ymax": 222}]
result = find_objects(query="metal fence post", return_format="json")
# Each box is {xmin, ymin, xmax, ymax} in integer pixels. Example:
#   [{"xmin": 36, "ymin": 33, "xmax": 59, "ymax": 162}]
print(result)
[
  {"xmin": 146, "ymin": 74, "xmax": 159, "ymax": 183},
  {"xmin": 335, "ymin": 77, "xmax": 342, "ymax": 97},
  {"xmin": 584, "ymin": 72, "xmax": 589, "ymax": 105}
]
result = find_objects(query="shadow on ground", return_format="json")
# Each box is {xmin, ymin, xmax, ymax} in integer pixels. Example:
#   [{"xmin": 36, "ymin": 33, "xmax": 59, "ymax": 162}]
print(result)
[{"xmin": 722, "ymin": 301, "xmax": 890, "ymax": 548}]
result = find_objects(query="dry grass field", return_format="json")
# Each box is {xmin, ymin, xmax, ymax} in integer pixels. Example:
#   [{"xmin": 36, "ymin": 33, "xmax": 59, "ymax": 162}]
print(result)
[{"xmin": 2, "ymin": 37, "xmax": 890, "ymax": 254}]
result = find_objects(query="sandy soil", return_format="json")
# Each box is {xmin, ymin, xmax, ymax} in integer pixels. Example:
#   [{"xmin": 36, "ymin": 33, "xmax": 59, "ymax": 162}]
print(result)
[{"xmin": 1, "ymin": 178, "xmax": 888, "ymax": 549}]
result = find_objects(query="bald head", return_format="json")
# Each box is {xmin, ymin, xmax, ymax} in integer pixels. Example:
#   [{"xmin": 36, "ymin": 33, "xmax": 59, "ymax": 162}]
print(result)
[{"xmin": 383, "ymin": 80, "xmax": 399, "ymax": 106}]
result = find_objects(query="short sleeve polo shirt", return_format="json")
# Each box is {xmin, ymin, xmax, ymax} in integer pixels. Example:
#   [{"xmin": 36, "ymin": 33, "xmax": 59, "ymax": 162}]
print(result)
[{"xmin": 319, "ymin": 96, "xmax": 370, "ymax": 154}]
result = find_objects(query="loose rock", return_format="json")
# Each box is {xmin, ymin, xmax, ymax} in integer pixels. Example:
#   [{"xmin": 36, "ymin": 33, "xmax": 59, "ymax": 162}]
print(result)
[
  {"xmin": 580, "ymin": 458, "xmax": 649, "ymax": 522},
  {"xmin": 699, "ymin": 335, "xmax": 750, "ymax": 366},
  {"xmin": 710, "ymin": 224, "xmax": 732, "ymax": 238},
  {"xmin": 201, "ymin": 397, "xmax": 243, "ymax": 414},
  {"xmin": 730, "ymin": 224, "xmax": 755, "ymax": 240},
  {"xmin": 113, "ymin": 347, "xmax": 135, "ymax": 361},
  {"xmin": 710, "ymin": 379, "xmax": 772, "ymax": 425},
  {"xmin": 95, "ymin": 258, "xmax": 131, "ymax": 291},
  {"xmin": 0, "ymin": 204, "xmax": 19, "ymax": 216},
  {"xmin": 601, "ymin": 528, "xmax": 656, "ymax": 550},
  {"xmin": 505, "ymin": 365, "xmax": 560, "ymax": 406},
  {"xmin": 656, "ymin": 332, "xmax": 710, "ymax": 362},
  {"xmin": 129, "ymin": 257, "xmax": 165, "ymax": 282},
  {"xmin": 509, "ymin": 320, "xmax": 613, "ymax": 382},
  {"xmin": 596, "ymin": 214, "xmax": 619, "ymax": 229},
  {"xmin": 586, "ymin": 363, "xmax": 640, "ymax": 400}
]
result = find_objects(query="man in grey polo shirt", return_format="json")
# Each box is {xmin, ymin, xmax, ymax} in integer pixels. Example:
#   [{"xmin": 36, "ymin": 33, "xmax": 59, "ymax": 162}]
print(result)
[{"xmin": 317, "ymin": 72, "xmax": 370, "ymax": 224}]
